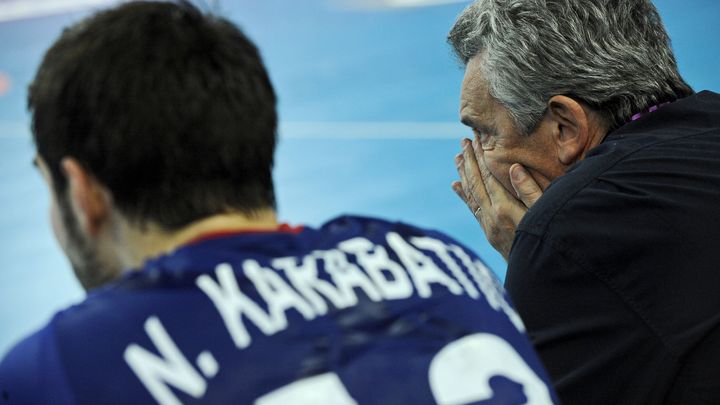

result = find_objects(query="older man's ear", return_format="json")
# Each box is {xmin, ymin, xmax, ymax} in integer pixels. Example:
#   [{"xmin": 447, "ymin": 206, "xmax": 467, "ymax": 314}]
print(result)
[{"xmin": 546, "ymin": 95, "xmax": 593, "ymax": 166}]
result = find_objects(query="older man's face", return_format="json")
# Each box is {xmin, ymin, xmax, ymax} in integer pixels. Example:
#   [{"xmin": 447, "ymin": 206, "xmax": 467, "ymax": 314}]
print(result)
[{"xmin": 459, "ymin": 56, "xmax": 565, "ymax": 193}]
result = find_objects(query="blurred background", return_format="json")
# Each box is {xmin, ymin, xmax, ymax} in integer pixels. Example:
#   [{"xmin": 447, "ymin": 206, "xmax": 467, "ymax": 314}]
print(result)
[{"xmin": 0, "ymin": 0, "xmax": 718, "ymax": 355}]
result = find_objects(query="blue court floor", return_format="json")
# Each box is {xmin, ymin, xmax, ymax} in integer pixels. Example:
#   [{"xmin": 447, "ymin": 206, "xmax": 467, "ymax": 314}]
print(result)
[{"xmin": 0, "ymin": 0, "xmax": 718, "ymax": 355}]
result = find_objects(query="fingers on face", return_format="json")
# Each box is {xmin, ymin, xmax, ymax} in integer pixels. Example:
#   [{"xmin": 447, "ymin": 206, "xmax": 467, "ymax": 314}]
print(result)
[
  {"xmin": 471, "ymin": 135, "xmax": 509, "ymax": 205},
  {"xmin": 509, "ymin": 163, "xmax": 543, "ymax": 207},
  {"xmin": 453, "ymin": 141, "xmax": 485, "ymax": 222},
  {"xmin": 471, "ymin": 136, "xmax": 492, "ymax": 184},
  {"xmin": 461, "ymin": 138, "xmax": 490, "ymax": 207},
  {"xmin": 454, "ymin": 153, "xmax": 481, "ymax": 216},
  {"xmin": 451, "ymin": 180, "xmax": 466, "ymax": 201}
]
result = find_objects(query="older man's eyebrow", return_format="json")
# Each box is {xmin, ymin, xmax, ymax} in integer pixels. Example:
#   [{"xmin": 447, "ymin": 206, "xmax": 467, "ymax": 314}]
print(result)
[{"xmin": 461, "ymin": 117, "xmax": 495, "ymax": 135}]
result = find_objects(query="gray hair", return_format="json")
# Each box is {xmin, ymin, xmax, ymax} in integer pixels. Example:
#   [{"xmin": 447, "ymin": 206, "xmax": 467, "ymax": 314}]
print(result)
[{"xmin": 448, "ymin": 0, "xmax": 694, "ymax": 133}]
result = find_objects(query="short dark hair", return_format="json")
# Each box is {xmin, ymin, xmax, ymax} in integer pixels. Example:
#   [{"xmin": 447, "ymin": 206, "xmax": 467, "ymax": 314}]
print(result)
[{"xmin": 30, "ymin": 1, "xmax": 278, "ymax": 230}]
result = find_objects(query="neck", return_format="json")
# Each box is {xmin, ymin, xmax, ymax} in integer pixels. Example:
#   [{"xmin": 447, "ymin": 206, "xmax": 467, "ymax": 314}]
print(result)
[
  {"xmin": 115, "ymin": 209, "xmax": 278, "ymax": 270},
  {"xmin": 581, "ymin": 110, "xmax": 612, "ymax": 160},
  {"xmin": 586, "ymin": 127, "xmax": 609, "ymax": 155}
]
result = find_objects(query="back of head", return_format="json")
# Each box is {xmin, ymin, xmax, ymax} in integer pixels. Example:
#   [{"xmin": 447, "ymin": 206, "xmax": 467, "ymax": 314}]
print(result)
[
  {"xmin": 30, "ymin": 1, "xmax": 278, "ymax": 230},
  {"xmin": 448, "ymin": 0, "xmax": 694, "ymax": 133}
]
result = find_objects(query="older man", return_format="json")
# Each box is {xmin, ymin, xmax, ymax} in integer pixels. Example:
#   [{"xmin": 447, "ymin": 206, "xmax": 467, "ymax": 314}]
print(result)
[{"xmin": 450, "ymin": 0, "xmax": 720, "ymax": 403}]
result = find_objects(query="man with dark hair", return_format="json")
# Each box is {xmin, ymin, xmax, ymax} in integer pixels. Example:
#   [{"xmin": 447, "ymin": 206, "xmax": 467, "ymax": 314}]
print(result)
[
  {"xmin": 0, "ymin": 2, "xmax": 558, "ymax": 404},
  {"xmin": 449, "ymin": 0, "xmax": 720, "ymax": 403}
]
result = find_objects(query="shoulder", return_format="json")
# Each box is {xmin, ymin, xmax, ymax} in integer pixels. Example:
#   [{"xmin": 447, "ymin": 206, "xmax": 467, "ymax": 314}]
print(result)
[
  {"xmin": 321, "ymin": 215, "xmax": 479, "ymax": 252},
  {"xmin": 319, "ymin": 215, "xmax": 426, "ymax": 235},
  {"xmin": 320, "ymin": 214, "xmax": 495, "ymax": 280},
  {"xmin": 0, "ymin": 291, "xmax": 149, "ymax": 404},
  {"xmin": 509, "ymin": 91, "xmax": 720, "ymax": 312},
  {"xmin": 0, "ymin": 321, "xmax": 75, "ymax": 404},
  {"xmin": 520, "ymin": 98, "xmax": 720, "ymax": 240},
  {"xmin": 0, "ymin": 329, "xmax": 45, "ymax": 397}
]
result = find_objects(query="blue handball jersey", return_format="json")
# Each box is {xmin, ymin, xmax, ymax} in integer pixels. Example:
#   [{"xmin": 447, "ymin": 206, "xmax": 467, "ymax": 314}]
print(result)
[{"xmin": 0, "ymin": 215, "xmax": 558, "ymax": 404}]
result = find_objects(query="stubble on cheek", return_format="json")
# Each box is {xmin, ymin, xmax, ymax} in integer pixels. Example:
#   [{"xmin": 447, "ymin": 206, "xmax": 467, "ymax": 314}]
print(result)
[
  {"xmin": 50, "ymin": 198, "xmax": 70, "ymax": 253},
  {"xmin": 54, "ymin": 193, "xmax": 117, "ymax": 291}
]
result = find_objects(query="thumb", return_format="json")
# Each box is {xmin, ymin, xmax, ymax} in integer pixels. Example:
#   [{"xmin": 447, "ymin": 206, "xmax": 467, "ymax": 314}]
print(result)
[{"xmin": 510, "ymin": 164, "xmax": 543, "ymax": 208}]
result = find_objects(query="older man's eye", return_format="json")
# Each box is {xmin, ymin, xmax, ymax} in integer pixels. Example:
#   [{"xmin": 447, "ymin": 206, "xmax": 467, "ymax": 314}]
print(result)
[{"xmin": 474, "ymin": 129, "xmax": 496, "ymax": 151}]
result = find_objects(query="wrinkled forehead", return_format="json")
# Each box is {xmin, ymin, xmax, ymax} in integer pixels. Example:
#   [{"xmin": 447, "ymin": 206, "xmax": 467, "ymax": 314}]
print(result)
[{"xmin": 460, "ymin": 56, "xmax": 492, "ymax": 118}]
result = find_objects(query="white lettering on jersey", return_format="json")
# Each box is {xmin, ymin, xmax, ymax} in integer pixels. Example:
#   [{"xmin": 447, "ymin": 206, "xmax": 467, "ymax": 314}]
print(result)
[
  {"xmin": 255, "ymin": 372, "xmax": 358, "ymax": 405},
  {"xmin": 450, "ymin": 245, "xmax": 526, "ymax": 332},
  {"xmin": 243, "ymin": 259, "xmax": 317, "ymax": 330},
  {"xmin": 272, "ymin": 255, "xmax": 347, "ymax": 314},
  {"xmin": 429, "ymin": 333, "xmax": 553, "ymax": 404},
  {"xmin": 386, "ymin": 232, "xmax": 464, "ymax": 298},
  {"xmin": 124, "ymin": 317, "xmax": 207, "ymax": 405},
  {"xmin": 124, "ymin": 233, "xmax": 535, "ymax": 404},
  {"xmin": 196, "ymin": 236, "xmax": 522, "ymax": 350},
  {"xmin": 339, "ymin": 237, "xmax": 413, "ymax": 300},
  {"xmin": 409, "ymin": 237, "xmax": 480, "ymax": 299},
  {"xmin": 260, "ymin": 333, "xmax": 554, "ymax": 405},
  {"xmin": 196, "ymin": 263, "xmax": 276, "ymax": 349},
  {"xmin": 319, "ymin": 249, "xmax": 383, "ymax": 305}
]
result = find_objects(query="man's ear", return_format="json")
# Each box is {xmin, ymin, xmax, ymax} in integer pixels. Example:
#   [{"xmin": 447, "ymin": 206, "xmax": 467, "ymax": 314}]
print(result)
[
  {"xmin": 61, "ymin": 158, "xmax": 111, "ymax": 236},
  {"xmin": 547, "ymin": 95, "xmax": 590, "ymax": 165}
]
